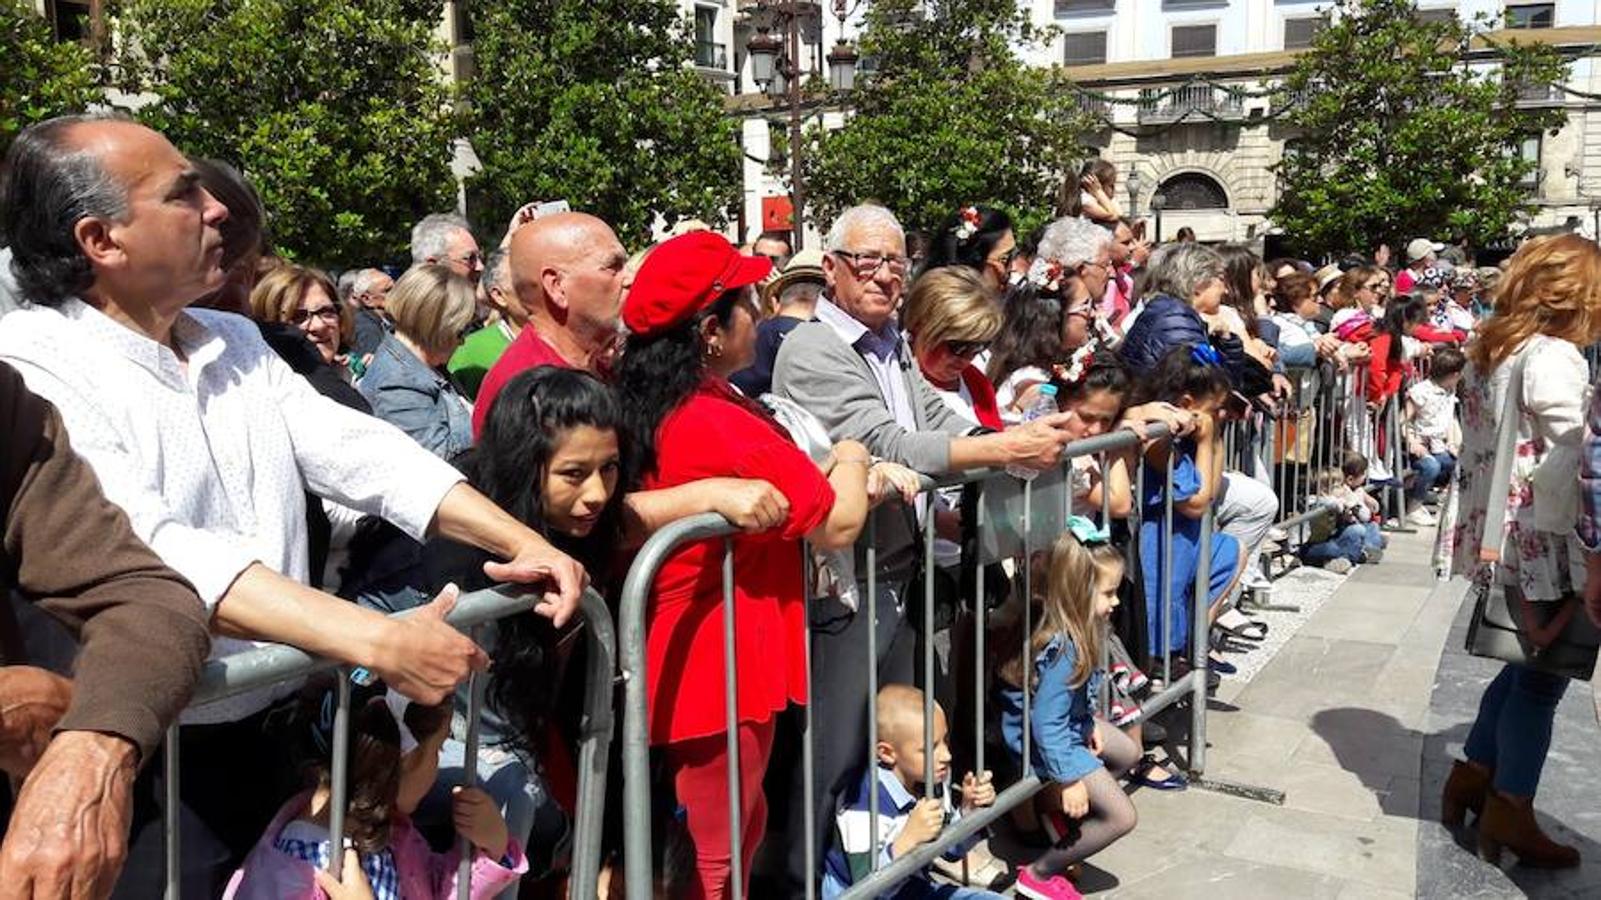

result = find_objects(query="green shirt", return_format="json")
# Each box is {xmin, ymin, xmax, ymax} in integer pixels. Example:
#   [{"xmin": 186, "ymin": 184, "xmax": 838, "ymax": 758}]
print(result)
[{"xmin": 448, "ymin": 322, "xmax": 515, "ymax": 400}]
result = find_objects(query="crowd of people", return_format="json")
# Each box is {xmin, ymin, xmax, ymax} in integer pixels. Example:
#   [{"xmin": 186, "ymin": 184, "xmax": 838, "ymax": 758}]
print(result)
[{"xmin": 0, "ymin": 112, "xmax": 1597, "ymax": 900}]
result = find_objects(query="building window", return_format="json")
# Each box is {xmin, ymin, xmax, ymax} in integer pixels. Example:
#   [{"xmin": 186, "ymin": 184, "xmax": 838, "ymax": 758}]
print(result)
[
  {"xmin": 1159, "ymin": 172, "xmax": 1229, "ymax": 210},
  {"xmin": 694, "ymin": 6, "xmax": 726, "ymax": 70},
  {"xmin": 1170, "ymin": 24, "xmax": 1216, "ymax": 59},
  {"xmin": 1055, "ymin": 0, "xmax": 1115, "ymax": 13},
  {"xmin": 1064, "ymin": 31, "xmax": 1108, "ymax": 66},
  {"xmin": 1283, "ymin": 16, "xmax": 1326, "ymax": 50},
  {"xmin": 1416, "ymin": 7, "xmax": 1457, "ymax": 25},
  {"xmin": 47, "ymin": 0, "xmax": 92, "ymax": 42},
  {"xmin": 1518, "ymin": 133, "xmax": 1543, "ymax": 189},
  {"xmin": 1507, "ymin": 4, "xmax": 1556, "ymax": 29}
]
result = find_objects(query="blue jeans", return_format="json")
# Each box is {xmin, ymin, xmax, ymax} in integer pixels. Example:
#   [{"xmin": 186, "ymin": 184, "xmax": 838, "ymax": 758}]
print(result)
[
  {"xmin": 1301, "ymin": 524, "xmax": 1368, "ymax": 565},
  {"xmin": 1462, "ymin": 663, "xmax": 1570, "ymax": 797},
  {"xmin": 1360, "ymin": 521, "xmax": 1384, "ymax": 551},
  {"xmin": 1410, "ymin": 452, "xmax": 1456, "ymax": 501}
]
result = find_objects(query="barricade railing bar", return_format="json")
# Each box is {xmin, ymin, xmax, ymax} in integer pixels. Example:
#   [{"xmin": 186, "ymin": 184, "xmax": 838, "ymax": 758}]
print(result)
[
  {"xmin": 616, "ymin": 423, "xmax": 1229, "ymax": 900},
  {"xmin": 161, "ymin": 585, "xmax": 617, "ymax": 900}
]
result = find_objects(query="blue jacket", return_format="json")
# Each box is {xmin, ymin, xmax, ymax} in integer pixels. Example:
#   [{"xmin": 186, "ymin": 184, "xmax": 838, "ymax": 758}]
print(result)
[
  {"xmin": 359, "ymin": 334, "xmax": 474, "ymax": 460},
  {"xmin": 996, "ymin": 634, "xmax": 1103, "ymax": 785},
  {"xmin": 1117, "ymin": 294, "xmax": 1210, "ymax": 375}
]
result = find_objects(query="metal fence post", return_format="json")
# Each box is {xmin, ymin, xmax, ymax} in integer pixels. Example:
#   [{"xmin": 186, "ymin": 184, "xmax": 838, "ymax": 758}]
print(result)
[
  {"xmin": 327, "ymin": 670, "xmax": 353, "ymax": 876},
  {"xmin": 163, "ymin": 722, "xmax": 181, "ymax": 900},
  {"xmin": 457, "ymin": 626, "xmax": 487, "ymax": 900},
  {"xmin": 1189, "ymin": 507, "xmax": 1212, "ymax": 775},
  {"xmin": 722, "ymin": 540, "xmax": 744, "ymax": 900}
]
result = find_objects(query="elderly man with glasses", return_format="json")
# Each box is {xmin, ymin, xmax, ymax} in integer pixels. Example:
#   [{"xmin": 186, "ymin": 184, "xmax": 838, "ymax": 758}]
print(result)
[{"xmin": 771, "ymin": 203, "xmax": 1079, "ymax": 897}]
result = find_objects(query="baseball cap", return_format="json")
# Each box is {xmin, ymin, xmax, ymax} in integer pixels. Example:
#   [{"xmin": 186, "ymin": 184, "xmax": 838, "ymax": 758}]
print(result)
[
  {"xmin": 623, "ymin": 232, "xmax": 773, "ymax": 338},
  {"xmin": 1406, "ymin": 238, "xmax": 1445, "ymax": 263}
]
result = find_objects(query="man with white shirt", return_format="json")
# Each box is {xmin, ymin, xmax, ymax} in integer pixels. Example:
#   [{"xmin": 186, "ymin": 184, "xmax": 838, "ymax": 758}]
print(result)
[{"xmin": 0, "ymin": 114, "xmax": 587, "ymax": 896}]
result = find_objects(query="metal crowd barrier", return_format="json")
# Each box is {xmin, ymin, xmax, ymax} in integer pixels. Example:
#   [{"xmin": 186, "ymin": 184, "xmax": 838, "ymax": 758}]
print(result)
[
  {"xmin": 617, "ymin": 424, "xmax": 1224, "ymax": 900},
  {"xmin": 160, "ymin": 586, "xmax": 617, "ymax": 900}
]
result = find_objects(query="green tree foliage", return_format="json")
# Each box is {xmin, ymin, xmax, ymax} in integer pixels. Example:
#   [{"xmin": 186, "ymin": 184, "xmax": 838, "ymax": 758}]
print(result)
[
  {"xmin": 0, "ymin": 0, "xmax": 99, "ymax": 153},
  {"xmin": 803, "ymin": 0, "xmax": 1090, "ymax": 236},
  {"xmin": 1272, "ymin": 0, "xmax": 1568, "ymax": 257},
  {"xmin": 113, "ymin": 0, "xmax": 460, "ymax": 266},
  {"xmin": 465, "ymin": 0, "xmax": 741, "ymax": 247}
]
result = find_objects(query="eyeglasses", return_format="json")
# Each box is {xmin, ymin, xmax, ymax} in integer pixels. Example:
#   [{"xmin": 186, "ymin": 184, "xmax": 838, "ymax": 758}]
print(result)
[
  {"xmin": 290, "ymin": 305, "xmax": 341, "ymax": 326},
  {"xmin": 452, "ymin": 250, "xmax": 485, "ymax": 268},
  {"xmin": 833, "ymin": 249, "xmax": 910, "ymax": 279},
  {"xmin": 991, "ymin": 246, "xmax": 1022, "ymax": 268},
  {"xmin": 944, "ymin": 339, "xmax": 991, "ymax": 359}
]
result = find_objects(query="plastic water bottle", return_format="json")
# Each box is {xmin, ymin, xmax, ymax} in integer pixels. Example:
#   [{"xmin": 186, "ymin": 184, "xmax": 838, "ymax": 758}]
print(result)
[{"xmin": 1007, "ymin": 383, "xmax": 1059, "ymax": 481}]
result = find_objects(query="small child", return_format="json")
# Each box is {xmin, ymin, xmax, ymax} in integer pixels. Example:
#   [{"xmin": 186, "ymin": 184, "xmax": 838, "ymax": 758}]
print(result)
[
  {"xmin": 994, "ymin": 524, "xmax": 1141, "ymax": 900},
  {"xmin": 1403, "ymin": 345, "xmax": 1464, "ymax": 527},
  {"xmin": 1299, "ymin": 468, "xmax": 1380, "ymax": 574},
  {"xmin": 1339, "ymin": 450, "xmax": 1390, "ymax": 533},
  {"xmin": 822, "ymin": 685, "xmax": 999, "ymax": 899},
  {"xmin": 227, "ymin": 684, "xmax": 527, "ymax": 900}
]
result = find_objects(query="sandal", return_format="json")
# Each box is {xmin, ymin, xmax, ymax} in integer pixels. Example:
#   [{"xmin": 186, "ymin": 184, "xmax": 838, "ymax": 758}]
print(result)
[
  {"xmin": 1215, "ymin": 609, "xmax": 1268, "ymax": 641},
  {"xmin": 930, "ymin": 845, "xmax": 1012, "ymax": 890},
  {"xmin": 1131, "ymin": 756, "xmax": 1189, "ymax": 791}
]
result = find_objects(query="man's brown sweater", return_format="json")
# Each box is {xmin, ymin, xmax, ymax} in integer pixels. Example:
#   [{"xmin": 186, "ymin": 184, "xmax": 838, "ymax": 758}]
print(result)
[{"xmin": 0, "ymin": 360, "xmax": 210, "ymax": 759}]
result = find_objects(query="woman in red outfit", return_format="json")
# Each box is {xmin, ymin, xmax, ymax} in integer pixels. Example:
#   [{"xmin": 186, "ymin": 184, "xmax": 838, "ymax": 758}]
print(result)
[
  {"xmin": 614, "ymin": 231, "xmax": 874, "ymax": 899},
  {"xmin": 1365, "ymin": 296, "xmax": 1428, "ymax": 407}
]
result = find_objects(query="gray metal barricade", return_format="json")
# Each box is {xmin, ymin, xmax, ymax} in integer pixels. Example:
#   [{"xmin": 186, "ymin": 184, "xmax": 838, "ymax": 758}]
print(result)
[
  {"xmin": 161, "ymin": 586, "xmax": 616, "ymax": 900},
  {"xmin": 616, "ymin": 425, "xmax": 1221, "ymax": 900}
]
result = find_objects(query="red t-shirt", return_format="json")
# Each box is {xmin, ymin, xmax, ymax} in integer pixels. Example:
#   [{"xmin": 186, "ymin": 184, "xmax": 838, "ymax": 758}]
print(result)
[
  {"xmin": 472, "ymin": 326, "xmax": 573, "ymax": 437},
  {"xmin": 642, "ymin": 383, "xmax": 835, "ymax": 745}
]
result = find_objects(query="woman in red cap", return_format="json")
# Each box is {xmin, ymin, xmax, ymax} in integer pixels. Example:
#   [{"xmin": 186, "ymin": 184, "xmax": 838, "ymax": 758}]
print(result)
[{"xmin": 614, "ymin": 231, "xmax": 876, "ymax": 898}]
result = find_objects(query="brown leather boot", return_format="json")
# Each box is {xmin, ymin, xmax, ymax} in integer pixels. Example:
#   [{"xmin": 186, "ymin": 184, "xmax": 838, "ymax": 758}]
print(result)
[
  {"xmin": 1440, "ymin": 760, "xmax": 1491, "ymax": 827},
  {"xmin": 1477, "ymin": 791, "xmax": 1580, "ymax": 869}
]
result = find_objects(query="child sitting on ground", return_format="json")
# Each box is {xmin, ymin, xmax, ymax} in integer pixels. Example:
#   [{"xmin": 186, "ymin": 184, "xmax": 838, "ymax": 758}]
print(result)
[
  {"xmin": 227, "ymin": 679, "xmax": 528, "ymax": 899},
  {"xmin": 1402, "ymin": 345, "xmax": 1464, "ymax": 527},
  {"xmin": 993, "ymin": 523, "xmax": 1142, "ymax": 900},
  {"xmin": 822, "ymin": 684, "xmax": 1000, "ymax": 899},
  {"xmin": 1300, "ymin": 465, "xmax": 1385, "ymax": 574}
]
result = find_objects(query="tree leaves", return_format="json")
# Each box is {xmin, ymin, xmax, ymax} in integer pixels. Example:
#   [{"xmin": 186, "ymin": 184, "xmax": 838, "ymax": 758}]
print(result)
[
  {"xmin": 1271, "ymin": 0, "xmax": 1568, "ymax": 257},
  {"xmin": 804, "ymin": 0, "xmax": 1090, "ymax": 235},
  {"xmin": 0, "ymin": 1, "xmax": 98, "ymax": 152}
]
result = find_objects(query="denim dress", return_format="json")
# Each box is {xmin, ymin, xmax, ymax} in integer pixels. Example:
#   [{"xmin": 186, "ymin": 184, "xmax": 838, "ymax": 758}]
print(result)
[
  {"xmin": 1139, "ymin": 444, "xmax": 1241, "ymax": 657},
  {"xmin": 996, "ymin": 635, "xmax": 1103, "ymax": 785}
]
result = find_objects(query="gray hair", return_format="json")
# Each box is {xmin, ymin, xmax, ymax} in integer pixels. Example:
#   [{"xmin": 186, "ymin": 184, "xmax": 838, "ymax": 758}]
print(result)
[
  {"xmin": 1035, "ymin": 217, "xmax": 1111, "ymax": 269},
  {"xmin": 349, "ymin": 267, "xmax": 389, "ymax": 298},
  {"xmin": 336, "ymin": 269, "xmax": 361, "ymax": 303},
  {"xmin": 482, "ymin": 248, "xmax": 510, "ymax": 293},
  {"xmin": 0, "ymin": 114, "xmax": 132, "ymax": 307},
  {"xmin": 825, "ymin": 204, "xmax": 904, "ymax": 252},
  {"xmin": 1145, "ymin": 242, "xmax": 1226, "ymax": 302},
  {"xmin": 410, "ymin": 212, "xmax": 472, "ymax": 265}
]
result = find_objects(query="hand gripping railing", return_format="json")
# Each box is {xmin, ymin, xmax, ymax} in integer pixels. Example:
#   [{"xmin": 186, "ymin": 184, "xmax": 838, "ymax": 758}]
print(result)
[
  {"xmin": 617, "ymin": 424, "xmax": 1219, "ymax": 900},
  {"xmin": 161, "ymin": 586, "xmax": 616, "ymax": 900}
]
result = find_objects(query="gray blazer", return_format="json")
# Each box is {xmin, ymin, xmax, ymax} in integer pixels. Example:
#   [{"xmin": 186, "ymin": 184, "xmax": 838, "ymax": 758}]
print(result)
[
  {"xmin": 358, "ymin": 333, "xmax": 474, "ymax": 460},
  {"xmin": 772, "ymin": 314, "xmax": 981, "ymax": 577}
]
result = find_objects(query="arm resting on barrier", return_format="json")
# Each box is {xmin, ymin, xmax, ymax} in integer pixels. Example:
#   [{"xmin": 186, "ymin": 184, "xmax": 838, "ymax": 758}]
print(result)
[
  {"xmin": 430, "ymin": 482, "xmax": 588, "ymax": 628},
  {"xmin": 621, "ymin": 479, "xmax": 790, "ymax": 546}
]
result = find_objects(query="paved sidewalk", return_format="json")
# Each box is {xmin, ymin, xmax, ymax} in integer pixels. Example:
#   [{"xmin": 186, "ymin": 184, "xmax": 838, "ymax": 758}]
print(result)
[{"xmin": 1083, "ymin": 527, "xmax": 1456, "ymax": 899}]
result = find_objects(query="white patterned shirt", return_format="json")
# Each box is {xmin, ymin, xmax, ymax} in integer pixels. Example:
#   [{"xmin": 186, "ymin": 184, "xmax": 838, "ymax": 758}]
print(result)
[{"xmin": 0, "ymin": 299, "xmax": 464, "ymax": 723}]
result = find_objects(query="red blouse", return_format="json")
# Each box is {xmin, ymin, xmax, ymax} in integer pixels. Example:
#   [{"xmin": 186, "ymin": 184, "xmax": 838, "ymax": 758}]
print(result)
[{"xmin": 641, "ymin": 382, "xmax": 835, "ymax": 745}]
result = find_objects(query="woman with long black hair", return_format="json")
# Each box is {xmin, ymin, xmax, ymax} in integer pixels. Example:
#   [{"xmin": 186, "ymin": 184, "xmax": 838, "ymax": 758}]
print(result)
[
  {"xmin": 613, "ymin": 231, "xmax": 876, "ymax": 899},
  {"xmin": 922, "ymin": 204, "xmax": 1017, "ymax": 293}
]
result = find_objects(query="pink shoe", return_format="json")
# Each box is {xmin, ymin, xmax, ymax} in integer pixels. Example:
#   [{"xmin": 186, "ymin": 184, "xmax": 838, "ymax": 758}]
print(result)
[{"xmin": 1016, "ymin": 867, "xmax": 1084, "ymax": 900}]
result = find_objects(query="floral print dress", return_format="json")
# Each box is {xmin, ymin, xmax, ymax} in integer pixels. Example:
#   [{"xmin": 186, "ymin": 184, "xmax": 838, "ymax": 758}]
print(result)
[{"xmin": 1437, "ymin": 336, "xmax": 1591, "ymax": 602}]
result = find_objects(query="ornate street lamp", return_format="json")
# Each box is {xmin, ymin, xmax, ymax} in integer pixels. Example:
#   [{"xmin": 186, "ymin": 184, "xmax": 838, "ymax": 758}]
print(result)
[
  {"xmin": 747, "ymin": 28, "xmax": 782, "ymax": 93},
  {"xmin": 1125, "ymin": 169, "xmax": 1144, "ymax": 219},
  {"xmin": 828, "ymin": 39, "xmax": 859, "ymax": 92},
  {"xmin": 1150, "ymin": 191, "xmax": 1167, "ymax": 244}
]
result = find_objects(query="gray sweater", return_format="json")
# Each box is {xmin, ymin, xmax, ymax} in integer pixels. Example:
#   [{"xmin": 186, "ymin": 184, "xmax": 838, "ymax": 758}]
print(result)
[{"xmin": 772, "ymin": 316, "xmax": 981, "ymax": 578}]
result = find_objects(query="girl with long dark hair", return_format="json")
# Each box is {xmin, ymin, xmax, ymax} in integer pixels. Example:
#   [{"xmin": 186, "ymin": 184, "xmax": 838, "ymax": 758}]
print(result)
[
  {"xmin": 613, "ymin": 231, "xmax": 874, "ymax": 899},
  {"xmin": 922, "ymin": 204, "xmax": 1017, "ymax": 293}
]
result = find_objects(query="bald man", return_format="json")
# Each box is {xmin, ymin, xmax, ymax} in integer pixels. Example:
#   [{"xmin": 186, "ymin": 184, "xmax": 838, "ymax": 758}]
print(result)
[{"xmin": 471, "ymin": 211, "xmax": 629, "ymax": 435}]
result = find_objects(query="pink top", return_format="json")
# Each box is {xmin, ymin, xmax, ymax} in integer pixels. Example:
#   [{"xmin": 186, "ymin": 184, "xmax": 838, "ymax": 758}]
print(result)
[{"xmin": 225, "ymin": 792, "xmax": 528, "ymax": 900}]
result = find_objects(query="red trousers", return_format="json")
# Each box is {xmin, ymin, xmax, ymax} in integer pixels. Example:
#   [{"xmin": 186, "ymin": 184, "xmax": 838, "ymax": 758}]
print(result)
[{"xmin": 664, "ymin": 717, "xmax": 778, "ymax": 900}]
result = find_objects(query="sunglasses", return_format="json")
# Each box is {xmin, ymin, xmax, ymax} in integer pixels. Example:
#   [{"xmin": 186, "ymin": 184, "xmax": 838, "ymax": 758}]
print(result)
[
  {"xmin": 944, "ymin": 339, "xmax": 991, "ymax": 359},
  {"xmin": 289, "ymin": 305, "xmax": 340, "ymax": 326}
]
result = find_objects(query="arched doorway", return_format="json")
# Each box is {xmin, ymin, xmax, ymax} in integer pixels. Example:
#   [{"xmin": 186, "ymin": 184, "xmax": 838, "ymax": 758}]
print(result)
[{"xmin": 1158, "ymin": 172, "xmax": 1229, "ymax": 211}]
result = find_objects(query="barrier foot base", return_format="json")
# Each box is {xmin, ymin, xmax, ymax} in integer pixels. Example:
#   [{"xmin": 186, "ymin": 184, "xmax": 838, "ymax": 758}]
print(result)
[{"xmin": 1187, "ymin": 775, "xmax": 1286, "ymax": 806}]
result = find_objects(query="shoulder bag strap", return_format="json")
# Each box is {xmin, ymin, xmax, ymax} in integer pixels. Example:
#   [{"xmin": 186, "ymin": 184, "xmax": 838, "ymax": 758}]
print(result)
[{"xmin": 1479, "ymin": 342, "xmax": 1537, "ymax": 563}]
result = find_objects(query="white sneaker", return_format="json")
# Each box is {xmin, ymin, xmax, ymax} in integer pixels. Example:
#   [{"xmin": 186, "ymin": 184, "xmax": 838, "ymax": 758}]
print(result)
[
  {"xmin": 1323, "ymin": 557, "xmax": 1354, "ymax": 574},
  {"xmin": 1406, "ymin": 507, "xmax": 1438, "ymax": 527}
]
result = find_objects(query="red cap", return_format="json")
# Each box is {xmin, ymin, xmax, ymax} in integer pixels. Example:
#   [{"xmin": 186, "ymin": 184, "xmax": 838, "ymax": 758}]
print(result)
[{"xmin": 622, "ymin": 232, "xmax": 773, "ymax": 338}]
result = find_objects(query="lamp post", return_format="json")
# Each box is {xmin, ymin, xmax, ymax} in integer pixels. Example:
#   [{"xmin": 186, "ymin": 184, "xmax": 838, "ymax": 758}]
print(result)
[
  {"xmin": 1125, "ymin": 169, "xmax": 1144, "ymax": 221},
  {"xmin": 1150, "ymin": 191, "xmax": 1167, "ymax": 244},
  {"xmin": 745, "ymin": 5, "xmax": 809, "ymax": 251}
]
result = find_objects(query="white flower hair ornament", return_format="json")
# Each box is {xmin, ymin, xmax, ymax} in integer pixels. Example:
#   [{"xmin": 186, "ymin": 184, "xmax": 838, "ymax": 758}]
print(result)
[
  {"xmin": 1028, "ymin": 257, "xmax": 1067, "ymax": 293},
  {"xmin": 1054, "ymin": 342, "xmax": 1097, "ymax": 387},
  {"xmin": 954, "ymin": 206, "xmax": 982, "ymax": 243}
]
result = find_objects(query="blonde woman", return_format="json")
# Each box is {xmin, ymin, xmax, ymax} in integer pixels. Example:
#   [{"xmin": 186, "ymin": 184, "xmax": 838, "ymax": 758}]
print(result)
[
  {"xmin": 903, "ymin": 266, "xmax": 1006, "ymax": 430},
  {"xmin": 1438, "ymin": 234, "xmax": 1601, "ymax": 869},
  {"xmin": 250, "ymin": 264, "xmax": 345, "ymax": 368},
  {"xmin": 358, "ymin": 264, "xmax": 477, "ymax": 458}
]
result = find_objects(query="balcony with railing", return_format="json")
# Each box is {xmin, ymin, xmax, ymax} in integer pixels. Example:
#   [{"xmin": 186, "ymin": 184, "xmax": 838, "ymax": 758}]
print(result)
[
  {"xmin": 1136, "ymin": 84, "xmax": 1244, "ymax": 124},
  {"xmin": 696, "ymin": 40, "xmax": 730, "ymax": 71}
]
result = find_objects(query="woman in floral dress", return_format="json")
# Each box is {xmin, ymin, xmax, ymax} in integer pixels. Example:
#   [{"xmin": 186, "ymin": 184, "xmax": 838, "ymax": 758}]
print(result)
[{"xmin": 1437, "ymin": 234, "xmax": 1601, "ymax": 869}]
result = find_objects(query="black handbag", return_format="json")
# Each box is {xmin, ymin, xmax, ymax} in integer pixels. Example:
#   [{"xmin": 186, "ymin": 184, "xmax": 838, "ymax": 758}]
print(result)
[{"xmin": 1463, "ymin": 345, "xmax": 1600, "ymax": 681}]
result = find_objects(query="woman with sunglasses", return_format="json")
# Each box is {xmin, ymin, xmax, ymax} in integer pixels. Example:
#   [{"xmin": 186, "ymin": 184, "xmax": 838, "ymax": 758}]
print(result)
[
  {"xmin": 358, "ymin": 264, "xmax": 478, "ymax": 459},
  {"xmin": 922, "ymin": 204, "xmax": 1018, "ymax": 294}
]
